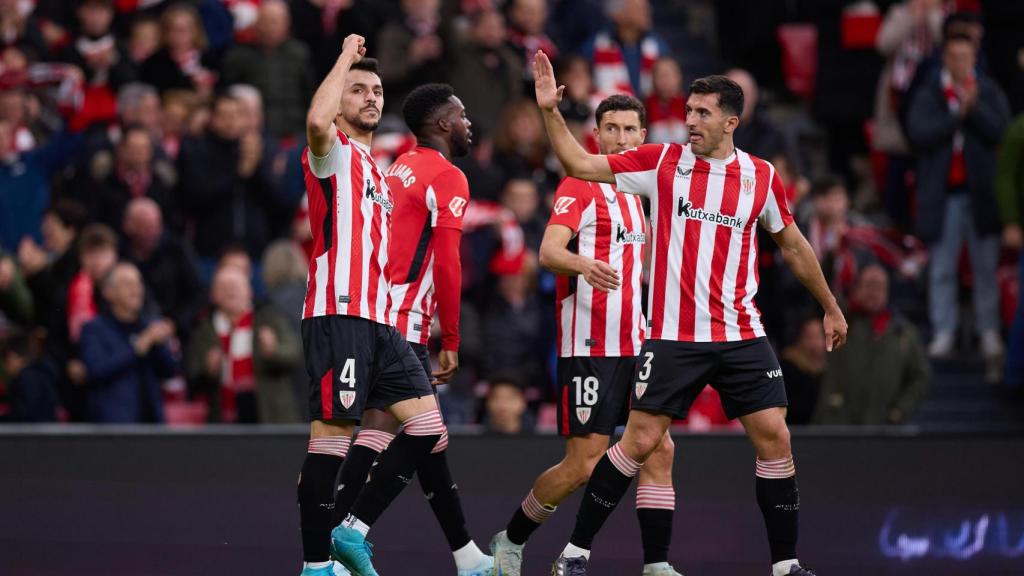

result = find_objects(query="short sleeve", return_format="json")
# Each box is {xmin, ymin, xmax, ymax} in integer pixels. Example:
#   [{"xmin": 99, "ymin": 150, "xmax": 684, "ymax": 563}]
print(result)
[
  {"xmin": 548, "ymin": 178, "xmax": 594, "ymax": 233},
  {"xmin": 432, "ymin": 168, "xmax": 471, "ymax": 231},
  {"xmin": 306, "ymin": 134, "xmax": 345, "ymax": 178},
  {"xmin": 758, "ymin": 167, "xmax": 795, "ymax": 233},
  {"xmin": 607, "ymin": 143, "xmax": 667, "ymax": 196}
]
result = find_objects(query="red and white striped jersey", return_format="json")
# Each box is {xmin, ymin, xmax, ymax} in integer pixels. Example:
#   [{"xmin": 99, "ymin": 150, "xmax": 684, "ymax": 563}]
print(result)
[
  {"xmin": 301, "ymin": 130, "xmax": 393, "ymax": 323},
  {"xmin": 608, "ymin": 143, "xmax": 794, "ymax": 342},
  {"xmin": 384, "ymin": 147, "xmax": 469, "ymax": 348},
  {"xmin": 549, "ymin": 178, "xmax": 647, "ymax": 357}
]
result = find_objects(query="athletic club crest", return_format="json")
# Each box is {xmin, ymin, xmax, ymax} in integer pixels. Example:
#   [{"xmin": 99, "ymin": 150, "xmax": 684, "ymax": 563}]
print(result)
[
  {"xmin": 576, "ymin": 407, "xmax": 592, "ymax": 424},
  {"xmin": 742, "ymin": 177, "xmax": 755, "ymax": 195},
  {"xmin": 339, "ymin": 391, "xmax": 356, "ymax": 409},
  {"xmin": 635, "ymin": 381, "xmax": 648, "ymax": 399}
]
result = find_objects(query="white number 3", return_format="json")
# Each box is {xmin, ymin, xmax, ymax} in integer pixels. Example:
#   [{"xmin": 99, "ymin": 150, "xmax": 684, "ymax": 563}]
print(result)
[{"xmin": 638, "ymin": 352, "xmax": 654, "ymax": 381}]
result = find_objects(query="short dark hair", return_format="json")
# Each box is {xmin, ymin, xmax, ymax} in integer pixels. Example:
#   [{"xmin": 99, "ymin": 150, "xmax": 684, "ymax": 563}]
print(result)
[
  {"xmin": 943, "ymin": 32, "xmax": 975, "ymax": 50},
  {"xmin": 351, "ymin": 58, "xmax": 380, "ymax": 76},
  {"xmin": 594, "ymin": 94, "xmax": 646, "ymax": 128},
  {"xmin": 1, "ymin": 330, "xmax": 33, "ymax": 360},
  {"xmin": 689, "ymin": 75, "xmax": 744, "ymax": 117},
  {"xmin": 402, "ymin": 83, "xmax": 455, "ymax": 137},
  {"xmin": 45, "ymin": 198, "xmax": 88, "ymax": 231},
  {"xmin": 811, "ymin": 174, "xmax": 845, "ymax": 197},
  {"xmin": 78, "ymin": 223, "xmax": 118, "ymax": 254}
]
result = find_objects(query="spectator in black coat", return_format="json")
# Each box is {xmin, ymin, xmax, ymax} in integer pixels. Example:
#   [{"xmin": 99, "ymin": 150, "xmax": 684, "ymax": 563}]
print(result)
[
  {"xmin": 17, "ymin": 199, "xmax": 86, "ymax": 330},
  {"xmin": 2, "ymin": 331, "xmax": 59, "ymax": 422},
  {"xmin": 139, "ymin": 4, "xmax": 216, "ymax": 97}
]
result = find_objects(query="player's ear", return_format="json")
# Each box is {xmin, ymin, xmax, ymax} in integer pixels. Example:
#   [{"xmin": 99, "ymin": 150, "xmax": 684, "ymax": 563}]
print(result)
[{"xmin": 724, "ymin": 114, "xmax": 739, "ymax": 134}]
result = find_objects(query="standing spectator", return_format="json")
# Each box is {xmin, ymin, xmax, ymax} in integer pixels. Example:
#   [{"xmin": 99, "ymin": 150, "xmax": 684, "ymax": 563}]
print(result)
[
  {"xmin": 815, "ymin": 265, "xmax": 930, "ymax": 426},
  {"xmin": 186, "ymin": 265, "xmax": 300, "ymax": 423},
  {"xmin": 779, "ymin": 317, "xmax": 826, "ymax": 426},
  {"xmin": 493, "ymin": 99, "xmax": 559, "ymax": 192},
  {"xmin": 178, "ymin": 93, "xmax": 281, "ymax": 265},
  {"xmin": 0, "ymin": 249, "xmax": 33, "ymax": 326},
  {"xmin": 65, "ymin": 224, "xmax": 118, "ymax": 345},
  {"xmin": 79, "ymin": 262, "xmax": 178, "ymax": 423},
  {"xmin": 485, "ymin": 376, "xmax": 529, "ymax": 435},
  {"xmin": 261, "ymin": 239, "xmax": 308, "ymax": 418},
  {"xmin": 158, "ymin": 89, "xmax": 196, "ymax": 159},
  {"xmin": 501, "ymin": 178, "xmax": 545, "ymax": 252},
  {"xmin": 483, "ymin": 258, "xmax": 546, "ymax": 392},
  {"xmin": 583, "ymin": 0, "xmax": 667, "ymax": 97},
  {"xmin": 139, "ymin": 3, "xmax": 216, "ymax": 96},
  {"xmin": 17, "ymin": 199, "xmax": 86, "ymax": 330},
  {"xmin": 1, "ymin": 330, "xmax": 59, "ymax": 422},
  {"xmin": 127, "ymin": 16, "xmax": 161, "ymax": 65},
  {"xmin": 872, "ymin": 0, "xmax": 945, "ymax": 231},
  {"xmin": 906, "ymin": 33, "xmax": 1010, "ymax": 372},
  {"xmin": 220, "ymin": 0, "xmax": 314, "ymax": 140},
  {"xmin": 122, "ymin": 198, "xmax": 202, "ymax": 344},
  {"xmin": 0, "ymin": 0, "xmax": 48, "ymax": 56},
  {"xmin": 645, "ymin": 57, "xmax": 687, "ymax": 144},
  {"xmin": 726, "ymin": 68, "xmax": 786, "ymax": 163},
  {"xmin": 450, "ymin": 9, "xmax": 522, "ymax": 142},
  {"xmin": 996, "ymin": 113, "xmax": 1024, "ymax": 387},
  {"xmin": 505, "ymin": 0, "xmax": 558, "ymax": 91},
  {"xmin": 376, "ymin": 0, "xmax": 451, "ymax": 114}
]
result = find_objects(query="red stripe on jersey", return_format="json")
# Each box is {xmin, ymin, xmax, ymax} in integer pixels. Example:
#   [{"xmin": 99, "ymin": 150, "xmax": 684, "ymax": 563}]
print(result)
[
  {"xmin": 651, "ymin": 145, "xmax": 683, "ymax": 338},
  {"xmin": 708, "ymin": 159, "xmax": 741, "ymax": 341},
  {"xmin": 616, "ymin": 197, "xmax": 637, "ymax": 354},
  {"xmin": 345, "ymin": 156, "xmax": 365, "ymax": 318},
  {"xmin": 677, "ymin": 159, "xmax": 711, "ymax": 341},
  {"xmin": 588, "ymin": 196, "xmax": 612, "ymax": 356},
  {"xmin": 734, "ymin": 159, "xmax": 771, "ymax": 338},
  {"xmin": 320, "ymin": 367, "xmax": 333, "ymax": 420}
]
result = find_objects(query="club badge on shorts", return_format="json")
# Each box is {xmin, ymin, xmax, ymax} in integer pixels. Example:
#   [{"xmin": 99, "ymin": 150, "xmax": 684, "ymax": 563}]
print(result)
[
  {"xmin": 339, "ymin": 390, "xmax": 356, "ymax": 409},
  {"xmin": 576, "ymin": 407, "xmax": 592, "ymax": 424},
  {"xmin": 635, "ymin": 381, "xmax": 648, "ymax": 399}
]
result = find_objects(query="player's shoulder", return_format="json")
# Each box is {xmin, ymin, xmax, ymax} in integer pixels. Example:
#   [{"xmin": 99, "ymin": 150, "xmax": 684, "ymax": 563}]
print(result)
[
  {"xmin": 555, "ymin": 176, "xmax": 599, "ymax": 199},
  {"xmin": 735, "ymin": 147, "xmax": 776, "ymax": 173}
]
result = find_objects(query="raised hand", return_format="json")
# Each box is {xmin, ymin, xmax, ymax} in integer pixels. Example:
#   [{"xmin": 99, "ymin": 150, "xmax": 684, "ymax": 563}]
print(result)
[
  {"xmin": 341, "ymin": 34, "xmax": 366, "ymax": 63},
  {"xmin": 533, "ymin": 50, "xmax": 564, "ymax": 111}
]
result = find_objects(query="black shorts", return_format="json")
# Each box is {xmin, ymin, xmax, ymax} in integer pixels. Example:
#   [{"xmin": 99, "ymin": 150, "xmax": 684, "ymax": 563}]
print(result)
[
  {"xmin": 632, "ymin": 337, "xmax": 787, "ymax": 420},
  {"xmin": 301, "ymin": 315, "xmax": 433, "ymax": 422},
  {"xmin": 557, "ymin": 356, "xmax": 635, "ymax": 436},
  {"xmin": 409, "ymin": 343, "xmax": 431, "ymax": 378}
]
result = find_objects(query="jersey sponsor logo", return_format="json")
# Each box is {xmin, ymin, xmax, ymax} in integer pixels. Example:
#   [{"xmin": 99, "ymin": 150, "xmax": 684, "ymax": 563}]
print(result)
[
  {"xmin": 676, "ymin": 166, "xmax": 692, "ymax": 178},
  {"xmin": 677, "ymin": 199, "xmax": 745, "ymax": 229},
  {"xmin": 364, "ymin": 179, "xmax": 393, "ymax": 212},
  {"xmin": 635, "ymin": 381, "xmax": 648, "ymax": 398},
  {"xmin": 576, "ymin": 406, "xmax": 592, "ymax": 424},
  {"xmin": 385, "ymin": 163, "xmax": 416, "ymax": 188},
  {"xmin": 339, "ymin": 390, "xmax": 356, "ymax": 409},
  {"xmin": 615, "ymin": 224, "xmax": 646, "ymax": 244},
  {"xmin": 766, "ymin": 368, "xmax": 783, "ymax": 379},
  {"xmin": 553, "ymin": 196, "xmax": 577, "ymax": 216},
  {"xmin": 448, "ymin": 196, "xmax": 467, "ymax": 218}
]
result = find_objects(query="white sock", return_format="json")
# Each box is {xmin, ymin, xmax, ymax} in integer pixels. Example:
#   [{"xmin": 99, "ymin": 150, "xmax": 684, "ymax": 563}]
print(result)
[
  {"xmin": 644, "ymin": 562, "xmax": 671, "ymax": 571},
  {"xmin": 561, "ymin": 543, "xmax": 590, "ymax": 560},
  {"xmin": 773, "ymin": 559, "xmax": 800, "ymax": 576},
  {"xmin": 452, "ymin": 540, "xmax": 486, "ymax": 570},
  {"xmin": 343, "ymin": 514, "xmax": 370, "ymax": 537},
  {"xmin": 304, "ymin": 561, "xmax": 332, "ymax": 569}
]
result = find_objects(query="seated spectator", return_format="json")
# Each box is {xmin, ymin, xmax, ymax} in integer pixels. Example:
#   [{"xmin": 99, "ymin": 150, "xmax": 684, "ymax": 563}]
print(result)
[
  {"xmin": 726, "ymin": 67, "xmax": 786, "ymax": 162},
  {"xmin": 493, "ymin": 99, "xmax": 559, "ymax": 192},
  {"xmin": 483, "ymin": 256, "xmax": 546, "ymax": 391},
  {"xmin": 485, "ymin": 376, "xmax": 528, "ymax": 435},
  {"xmin": 505, "ymin": 0, "xmax": 558, "ymax": 91},
  {"xmin": 66, "ymin": 224, "xmax": 119, "ymax": 345},
  {"xmin": 122, "ymin": 198, "xmax": 202, "ymax": 343},
  {"xmin": 0, "ymin": 249, "xmax": 33, "ymax": 326},
  {"xmin": 186, "ymin": 265, "xmax": 300, "ymax": 423},
  {"xmin": 583, "ymin": 0, "xmax": 667, "ymax": 97},
  {"xmin": 645, "ymin": 57, "xmax": 687, "ymax": 144},
  {"xmin": 220, "ymin": 0, "xmax": 313, "ymax": 140},
  {"xmin": 158, "ymin": 89, "xmax": 196, "ymax": 159},
  {"xmin": 127, "ymin": 16, "xmax": 161, "ymax": 65},
  {"xmin": 139, "ymin": 3, "xmax": 216, "ymax": 96},
  {"xmin": 780, "ymin": 317, "xmax": 827, "ymax": 426},
  {"xmin": 1, "ymin": 330, "xmax": 59, "ymax": 422},
  {"xmin": 79, "ymin": 262, "xmax": 178, "ymax": 423},
  {"xmin": 377, "ymin": 0, "xmax": 451, "ymax": 114},
  {"xmin": 18, "ymin": 199, "xmax": 86, "ymax": 329},
  {"xmin": 0, "ymin": 0, "xmax": 48, "ymax": 56},
  {"xmin": 815, "ymin": 264, "xmax": 930, "ymax": 426},
  {"xmin": 262, "ymin": 239, "xmax": 309, "ymax": 418},
  {"xmin": 501, "ymin": 178, "xmax": 545, "ymax": 252}
]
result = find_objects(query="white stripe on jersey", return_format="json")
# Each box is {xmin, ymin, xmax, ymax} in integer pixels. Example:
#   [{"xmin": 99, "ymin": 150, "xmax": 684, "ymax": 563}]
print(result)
[
  {"xmin": 623, "ymin": 192, "xmax": 647, "ymax": 345},
  {"xmin": 692, "ymin": 162, "xmax": 726, "ymax": 342},
  {"xmin": 656, "ymin": 151, "xmax": 696, "ymax": 340},
  {"xmin": 600, "ymin": 184, "xmax": 624, "ymax": 357},
  {"xmin": 724, "ymin": 153, "xmax": 759, "ymax": 341},
  {"xmin": 313, "ymin": 252, "xmax": 328, "ymax": 317},
  {"xmin": 571, "ymin": 200, "xmax": 597, "ymax": 354},
  {"xmin": 334, "ymin": 144, "xmax": 354, "ymax": 311}
]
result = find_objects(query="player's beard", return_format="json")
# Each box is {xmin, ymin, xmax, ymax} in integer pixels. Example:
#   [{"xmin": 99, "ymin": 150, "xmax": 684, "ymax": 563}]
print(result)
[
  {"xmin": 451, "ymin": 131, "xmax": 471, "ymax": 158},
  {"xmin": 342, "ymin": 108, "xmax": 380, "ymax": 133}
]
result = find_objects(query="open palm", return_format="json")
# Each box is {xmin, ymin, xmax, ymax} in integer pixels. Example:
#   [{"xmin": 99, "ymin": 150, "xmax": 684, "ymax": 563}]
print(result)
[{"xmin": 533, "ymin": 51, "xmax": 563, "ymax": 111}]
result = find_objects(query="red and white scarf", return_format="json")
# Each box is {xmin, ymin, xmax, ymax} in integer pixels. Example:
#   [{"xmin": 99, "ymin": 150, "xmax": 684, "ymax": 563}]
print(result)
[
  {"xmin": 213, "ymin": 310, "xmax": 256, "ymax": 422},
  {"xmin": 941, "ymin": 68, "xmax": 973, "ymax": 187},
  {"xmin": 591, "ymin": 31, "xmax": 660, "ymax": 97}
]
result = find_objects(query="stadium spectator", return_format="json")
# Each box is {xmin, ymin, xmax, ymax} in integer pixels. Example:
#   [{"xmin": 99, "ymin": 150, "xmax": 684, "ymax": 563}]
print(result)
[
  {"xmin": 17, "ymin": 199, "xmax": 87, "ymax": 330},
  {"xmin": 79, "ymin": 262, "xmax": 178, "ymax": 423},
  {"xmin": 178, "ymin": 93, "xmax": 282, "ymax": 264},
  {"xmin": 872, "ymin": 0, "xmax": 945, "ymax": 231},
  {"xmin": 220, "ymin": 0, "xmax": 314, "ymax": 140},
  {"xmin": 493, "ymin": 99, "xmax": 559, "ymax": 192},
  {"xmin": 0, "ymin": 249, "xmax": 33, "ymax": 326},
  {"xmin": 485, "ymin": 376, "xmax": 528, "ymax": 435},
  {"xmin": 450, "ymin": 8, "xmax": 523, "ymax": 142},
  {"xmin": 815, "ymin": 264, "xmax": 930, "ymax": 425},
  {"xmin": 80, "ymin": 123, "xmax": 180, "ymax": 232},
  {"xmin": 726, "ymin": 67, "xmax": 786, "ymax": 163},
  {"xmin": 645, "ymin": 57, "xmax": 686, "ymax": 144},
  {"xmin": 376, "ymin": 0, "xmax": 451, "ymax": 114},
  {"xmin": 483, "ymin": 255, "xmax": 546, "ymax": 397},
  {"xmin": 584, "ymin": 0, "xmax": 667, "ymax": 97},
  {"xmin": 779, "ymin": 317, "xmax": 826, "ymax": 426},
  {"xmin": 0, "ymin": 0, "xmax": 48, "ymax": 56},
  {"xmin": 997, "ymin": 113, "xmax": 1024, "ymax": 387},
  {"xmin": 122, "ymin": 198, "xmax": 201, "ymax": 343},
  {"xmin": 1, "ymin": 330, "xmax": 59, "ymax": 422},
  {"xmin": 158, "ymin": 89, "xmax": 196, "ymax": 159},
  {"xmin": 501, "ymin": 178, "xmax": 545, "ymax": 252},
  {"xmin": 505, "ymin": 0, "xmax": 558, "ymax": 90},
  {"xmin": 139, "ymin": 3, "xmax": 216, "ymax": 96},
  {"xmin": 186, "ymin": 265, "xmax": 300, "ymax": 423},
  {"xmin": 261, "ymin": 239, "xmax": 308, "ymax": 418},
  {"xmin": 127, "ymin": 16, "xmax": 161, "ymax": 65},
  {"xmin": 65, "ymin": 224, "xmax": 118, "ymax": 346},
  {"xmin": 906, "ymin": 33, "xmax": 1010, "ymax": 370}
]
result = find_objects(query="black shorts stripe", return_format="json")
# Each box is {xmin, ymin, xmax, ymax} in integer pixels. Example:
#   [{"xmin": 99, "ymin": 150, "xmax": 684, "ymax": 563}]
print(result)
[
  {"xmin": 405, "ymin": 216, "xmax": 433, "ymax": 283},
  {"xmin": 317, "ymin": 176, "xmax": 335, "ymax": 252}
]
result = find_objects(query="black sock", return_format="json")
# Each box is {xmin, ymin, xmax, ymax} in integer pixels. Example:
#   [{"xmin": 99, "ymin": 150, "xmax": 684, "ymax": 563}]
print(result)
[
  {"xmin": 350, "ymin": 431, "xmax": 440, "ymax": 526},
  {"xmin": 506, "ymin": 507, "xmax": 541, "ymax": 545},
  {"xmin": 756, "ymin": 475, "xmax": 800, "ymax": 564},
  {"xmin": 332, "ymin": 444, "xmax": 380, "ymax": 525},
  {"xmin": 417, "ymin": 450, "xmax": 472, "ymax": 551},
  {"xmin": 298, "ymin": 453, "xmax": 344, "ymax": 562},
  {"xmin": 568, "ymin": 450, "xmax": 637, "ymax": 550},
  {"xmin": 637, "ymin": 508, "xmax": 673, "ymax": 564}
]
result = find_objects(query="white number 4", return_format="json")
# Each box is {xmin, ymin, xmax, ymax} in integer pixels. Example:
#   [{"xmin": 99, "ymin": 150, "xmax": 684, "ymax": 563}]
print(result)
[
  {"xmin": 339, "ymin": 358, "xmax": 356, "ymax": 388},
  {"xmin": 638, "ymin": 352, "xmax": 654, "ymax": 381},
  {"xmin": 574, "ymin": 376, "xmax": 599, "ymax": 406}
]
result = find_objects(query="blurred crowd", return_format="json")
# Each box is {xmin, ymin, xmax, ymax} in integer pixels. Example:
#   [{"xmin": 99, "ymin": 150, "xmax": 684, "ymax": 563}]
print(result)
[{"xmin": 0, "ymin": 0, "xmax": 1021, "ymax": 430}]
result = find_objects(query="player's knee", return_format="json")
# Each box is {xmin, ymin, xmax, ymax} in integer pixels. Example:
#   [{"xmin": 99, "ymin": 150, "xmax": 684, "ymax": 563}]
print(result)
[
  {"xmin": 656, "ymin": 433, "xmax": 675, "ymax": 455},
  {"xmin": 758, "ymin": 422, "xmax": 791, "ymax": 454},
  {"xmin": 621, "ymin": 430, "xmax": 661, "ymax": 463}
]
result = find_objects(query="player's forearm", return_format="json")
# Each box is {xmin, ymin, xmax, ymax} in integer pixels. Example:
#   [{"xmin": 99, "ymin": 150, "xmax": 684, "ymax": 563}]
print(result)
[
  {"xmin": 540, "ymin": 106, "xmax": 614, "ymax": 184},
  {"xmin": 538, "ymin": 242, "xmax": 584, "ymax": 276},
  {"xmin": 433, "ymin": 230, "xmax": 462, "ymax": 351},
  {"xmin": 781, "ymin": 234, "xmax": 840, "ymax": 314},
  {"xmin": 306, "ymin": 53, "xmax": 356, "ymax": 141}
]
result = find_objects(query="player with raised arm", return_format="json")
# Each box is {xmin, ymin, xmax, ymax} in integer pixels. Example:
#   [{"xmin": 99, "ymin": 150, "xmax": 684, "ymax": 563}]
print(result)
[
  {"xmin": 329, "ymin": 83, "xmax": 493, "ymax": 576},
  {"xmin": 531, "ymin": 51, "xmax": 848, "ymax": 576},
  {"xmin": 488, "ymin": 94, "xmax": 683, "ymax": 576},
  {"xmin": 296, "ymin": 35, "xmax": 449, "ymax": 576}
]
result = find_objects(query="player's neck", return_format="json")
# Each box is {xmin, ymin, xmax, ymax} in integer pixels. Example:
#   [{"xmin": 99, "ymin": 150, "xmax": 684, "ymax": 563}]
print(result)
[
  {"xmin": 698, "ymin": 138, "xmax": 735, "ymax": 161},
  {"xmin": 417, "ymin": 135, "xmax": 451, "ymax": 161},
  {"xmin": 337, "ymin": 120, "xmax": 373, "ymax": 149}
]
